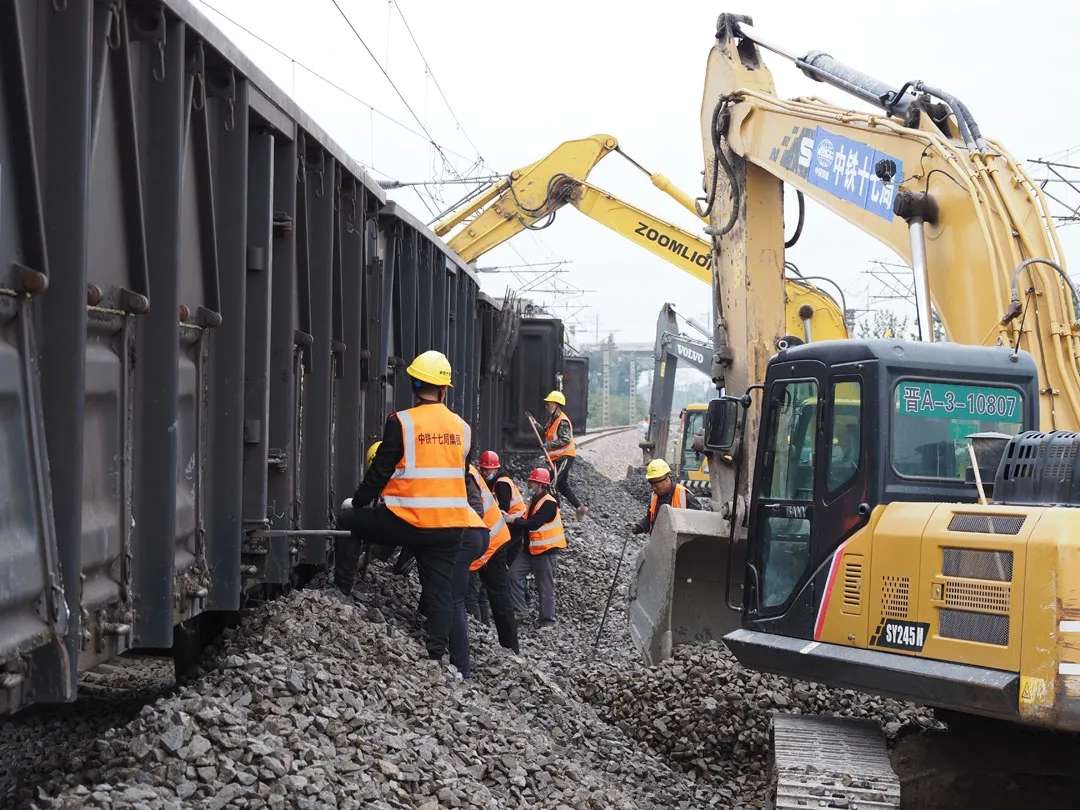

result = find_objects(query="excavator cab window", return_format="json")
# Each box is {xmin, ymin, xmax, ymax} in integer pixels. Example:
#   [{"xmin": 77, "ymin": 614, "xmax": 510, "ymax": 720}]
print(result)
[
  {"xmin": 756, "ymin": 378, "xmax": 819, "ymax": 608},
  {"xmin": 826, "ymin": 381, "xmax": 862, "ymax": 495},
  {"xmin": 890, "ymin": 379, "xmax": 1025, "ymax": 481},
  {"xmin": 681, "ymin": 410, "xmax": 706, "ymax": 474}
]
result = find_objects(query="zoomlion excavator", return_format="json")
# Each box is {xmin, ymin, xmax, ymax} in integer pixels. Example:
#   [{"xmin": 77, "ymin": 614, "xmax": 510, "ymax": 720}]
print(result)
[
  {"xmin": 432, "ymin": 134, "xmax": 847, "ymax": 493},
  {"xmin": 433, "ymin": 134, "xmax": 847, "ymax": 347},
  {"xmin": 628, "ymin": 13, "xmax": 1080, "ymax": 804}
]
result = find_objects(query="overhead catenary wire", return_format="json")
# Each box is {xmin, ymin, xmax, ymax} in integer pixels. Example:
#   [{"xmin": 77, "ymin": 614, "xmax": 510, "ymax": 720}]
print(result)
[
  {"xmin": 196, "ymin": 0, "xmax": 476, "ymax": 167},
  {"xmin": 200, "ymin": 1, "xmax": 572, "ymax": 299},
  {"xmin": 388, "ymin": 0, "xmax": 486, "ymax": 165},
  {"xmin": 328, "ymin": 0, "xmax": 469, "ymax": 183}
]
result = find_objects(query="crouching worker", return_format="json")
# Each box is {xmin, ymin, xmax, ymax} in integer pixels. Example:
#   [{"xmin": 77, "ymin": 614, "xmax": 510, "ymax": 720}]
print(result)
[
  {"xmin": 630, "ymin": 459, "xmax": 700, "ymax": 535},
  {"xmin": 333, "ymin": 350, "xmax": 486, "ymax": 663},
  {"xmin": 508, "ymin": 468, "xmax": 566, "ymax": 628}
]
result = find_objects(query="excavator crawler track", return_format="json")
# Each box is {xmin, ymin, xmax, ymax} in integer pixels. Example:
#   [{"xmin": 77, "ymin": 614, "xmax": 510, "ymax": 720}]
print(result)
[{"xmin": 770, "ymin": 715, "xmax": 901, "ymax": 809}]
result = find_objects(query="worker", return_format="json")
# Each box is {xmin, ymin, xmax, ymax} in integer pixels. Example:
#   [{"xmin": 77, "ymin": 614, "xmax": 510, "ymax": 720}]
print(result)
[
  {"xmin": 463, "ymin": 455, "xmax": 520, "ymax": 654},
  {"xmin": 333, "ymin": 349, "xmax": 486, "ymax": 664},
  {"xmin": 542, "ymin": 390, "xmax": 588, "ymax": 519},
  {"xmin": 508, "ymin": 467, "xmax": 567, "ymax": 627},
  {"xmin": 449, "ymin": 455, "xmax": 490, "ymax": 678},
  {"xmin": 630, "ymin": 459, "xmax": 700, "ymax": 535},
  {"xmin": 478, "ymin": 450, "xmax": 528, "ymax": 561}
]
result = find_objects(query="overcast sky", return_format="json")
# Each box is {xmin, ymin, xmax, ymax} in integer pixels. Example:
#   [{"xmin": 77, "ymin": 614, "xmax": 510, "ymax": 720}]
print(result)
[{"xmin": 193, "ymin": 0, "xmax": 1080, "ymax": 345}]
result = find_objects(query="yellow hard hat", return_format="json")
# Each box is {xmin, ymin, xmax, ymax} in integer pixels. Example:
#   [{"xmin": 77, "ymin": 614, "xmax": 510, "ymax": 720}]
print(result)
[
  {"xmin": 406, "ymin": 350, "xmax": 453, "ymax": 387},
  {"xmin": 544, "ymin": 390, "xmax": 566, "ymax": 406},
  {"xmin": 365, "ymin": 441, "xmax": 382, "ymax": 467},
  {"xmin": 645, "ymin": 459, "xmax": 672, "ymax": 481}
]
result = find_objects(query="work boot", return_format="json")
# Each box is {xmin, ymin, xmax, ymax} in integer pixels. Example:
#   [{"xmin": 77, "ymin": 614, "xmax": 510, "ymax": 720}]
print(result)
[{"xmin": 575, "ymin": 504, "xmax": 589, "ymax": 520}]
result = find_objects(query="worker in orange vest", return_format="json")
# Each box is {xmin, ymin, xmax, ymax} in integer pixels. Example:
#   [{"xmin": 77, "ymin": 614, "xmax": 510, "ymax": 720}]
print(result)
[
  {"xmin": 630, "ymin": 459, "xmax": 700, "ymax": 535},
  {"xmin": 542, "ymin": 390, "xmax": 588, "ymax": 519},
  {"xmin": 478, "ymin": 450, "xmax": 528, "ymax": 562},
  {"xmin": 460, "ymin": 456, "xmax": 519, "ymax": 656},
  {"xmin": 508, "ymin": 467, "xmax": 567, "ymax": 627},
  {"xmin": 335, "ymin": 350, "xmax": 485, "ymax": 662}
]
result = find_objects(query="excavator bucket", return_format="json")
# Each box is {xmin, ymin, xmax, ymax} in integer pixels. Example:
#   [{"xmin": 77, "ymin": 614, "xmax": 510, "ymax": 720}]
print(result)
[{"xmin": 628, "ymin": 507, "xmax": 743, "ymax": 665}]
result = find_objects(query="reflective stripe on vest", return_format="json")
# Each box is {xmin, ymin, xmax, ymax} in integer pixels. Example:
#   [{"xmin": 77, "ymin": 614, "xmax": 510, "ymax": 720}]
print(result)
[
  {"xmin": 381, "ymin": 405, "xmax": 486, "ymax": 530},
  {"xmin": 497, "ymin": 475, "xmax": 527, "ymax": 518},
  {"xmin": 648, "ymin": 483, "xmax": 687, "ymax": 529},
  {"xmin": 544, "ymin": 410, "xmax": 577, "ymax": 460},
  {"xmin": 527, "ymin": 493, "xmax": 567, "ymax": 554},
  {"xmin": 467, "ymin": 466, "xmax": 512, "ymax": 572}
]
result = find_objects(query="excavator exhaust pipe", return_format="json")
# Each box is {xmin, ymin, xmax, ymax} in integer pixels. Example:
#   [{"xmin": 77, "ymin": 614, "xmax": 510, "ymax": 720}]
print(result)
[{"xmin": 628, "ymin": 507, "xmax": 743, "ymax": 665}]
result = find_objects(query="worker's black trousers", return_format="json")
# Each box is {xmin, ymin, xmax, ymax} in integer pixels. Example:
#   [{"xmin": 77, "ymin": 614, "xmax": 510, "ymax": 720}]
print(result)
[
  {"xmin": 471, "ymin": 541, "xmax": 520, "ymax": 654},
  {"xmin": 335, "ymin": 506, "xmax": 461, "ymax": 660},
  {"xmin": 554, "ymin": 456, "xmax": 582, "ymax": 509},
  {"xmin": 449, "ymin": 529, "xmax": 487, "ymax": 678}
]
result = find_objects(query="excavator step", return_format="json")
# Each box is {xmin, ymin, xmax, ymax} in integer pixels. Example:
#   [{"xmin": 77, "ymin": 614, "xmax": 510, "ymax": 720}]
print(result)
[{"xmin": 771, "ymin": 715, "xmax": 901, "ymax": 809}]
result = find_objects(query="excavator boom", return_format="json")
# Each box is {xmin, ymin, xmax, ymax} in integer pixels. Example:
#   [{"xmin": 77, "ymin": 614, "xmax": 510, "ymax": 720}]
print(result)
[{"xmin": 433, "ymin": 135, "xmax": 850, "ymax": 343}]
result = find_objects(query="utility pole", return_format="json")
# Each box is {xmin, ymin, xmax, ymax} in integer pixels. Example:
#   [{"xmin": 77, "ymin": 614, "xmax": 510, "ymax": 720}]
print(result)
[{"xmin": 601, "ymin": 344, "xmax": 611, "ymax": 428}]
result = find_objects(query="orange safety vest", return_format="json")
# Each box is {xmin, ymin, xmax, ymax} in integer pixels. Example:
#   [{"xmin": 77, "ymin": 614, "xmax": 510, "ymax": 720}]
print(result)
[
  {"xmin": 544, "ymin": 410, "xmax": 577, "ymax": 460},
  {"xmin": 648, "ymin": 483, "xmax": 687, "ymax": 529},
  {"xmin": 381, "ymin": 404, "xmax": 486, "ymax": 530},
  {"xmin": 467, "ymin": 466, "xmax": 512, "ymax": 571},
  {"xmin": 527, "ymin": 493, "xmax": 567, "ymax": 555},
  {"xmin": 496, "ymin": 474, "xmax": 527, "ymax": 518}
]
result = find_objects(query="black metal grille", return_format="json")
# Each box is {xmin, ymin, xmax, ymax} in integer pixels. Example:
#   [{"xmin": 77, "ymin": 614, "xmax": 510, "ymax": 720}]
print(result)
[
  {"xmin": 942, "ymin": 548, "xmax": 1014, "ymax": 581},
  {"xmin": 939, "ymin": 608, "xmax": 1009, "ymax": 646},
  {"xmin": 881, "ymin": 576, "xmax": 910, "ymax": 619},
  {"xmin": 947, "ymin": 514, "xmax": 1025, "ymax": 535}
]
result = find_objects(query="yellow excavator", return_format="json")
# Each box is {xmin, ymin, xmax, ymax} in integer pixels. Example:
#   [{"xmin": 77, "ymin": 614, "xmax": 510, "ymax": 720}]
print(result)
[
  {"xmin": 433, "ymin": 134, "xmax": 849, "ymax": 345},
  {"xmin": 629, "ymin": 13, "xmax": 1080, "ymax": 805},
  {"xmin": 433, "ymin": 134, "xmax": 848, "ymax": 493}
]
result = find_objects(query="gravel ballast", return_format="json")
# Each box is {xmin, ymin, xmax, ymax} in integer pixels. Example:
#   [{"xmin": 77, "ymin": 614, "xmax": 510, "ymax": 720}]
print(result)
[{"xmin": 5, "ymin": 445, "xmax": 934, "ymax": 809}]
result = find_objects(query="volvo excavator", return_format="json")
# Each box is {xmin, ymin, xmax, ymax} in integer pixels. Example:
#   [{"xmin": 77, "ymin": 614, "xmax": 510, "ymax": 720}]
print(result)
[
  {"xmin": 627, "ymin": 14, "xmax": 1080, "ymax": 807},
  {"xmin": 639, "ymin": 303, "xmax": 716, "ymax": 494}
]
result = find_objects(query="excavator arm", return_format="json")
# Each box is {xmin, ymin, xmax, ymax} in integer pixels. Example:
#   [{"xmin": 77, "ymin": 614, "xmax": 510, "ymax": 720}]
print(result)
[
  {"xmin": 433, "ymin": 135, "xmax": 849, "ymax": 343},
  {"xmin": 705, "ymin": 16, "xmax": 1078, "ymax": 431}
]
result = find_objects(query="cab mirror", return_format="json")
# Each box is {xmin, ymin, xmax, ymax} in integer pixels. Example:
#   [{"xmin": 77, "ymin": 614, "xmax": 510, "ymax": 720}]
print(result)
[{"xmin": 704, "ymin": 397, "xmax": 740, "ymax": 452}]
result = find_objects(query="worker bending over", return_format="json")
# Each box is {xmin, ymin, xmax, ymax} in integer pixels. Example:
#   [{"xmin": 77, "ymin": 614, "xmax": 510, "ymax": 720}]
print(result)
[
  {"xmin": 334, "ymin": 350, "xmax": 485, "ymax": 663},
  {"xmin": 463, "ymin": 455, "xmax": 520, "ymax": 655},
  {"xmin": 508, "ymin": 468, "xmax": 567, "ymax": 627},
  {"xmin": 479, "ymin": 451, "xmax": 528, "ymax": 563},
  {"xmin": 542, "ymin": 390, "xmax": 588, "ymax": 519},
  {"xmin": 631, "ymin": 459, "xmax": 700, "ymax": 535},
  {"xmin": 450, "ymin": 458, "xmax": 490, "ymax": 677}
]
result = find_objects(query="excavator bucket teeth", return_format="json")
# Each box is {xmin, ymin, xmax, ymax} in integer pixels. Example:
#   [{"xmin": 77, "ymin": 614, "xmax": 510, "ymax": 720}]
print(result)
[{"xmin": 628, "ymin": 507, "xmax": 743, "ymax": 665}]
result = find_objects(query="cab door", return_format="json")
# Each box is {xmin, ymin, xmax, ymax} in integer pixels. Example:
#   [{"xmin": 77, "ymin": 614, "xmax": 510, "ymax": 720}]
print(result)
[
  {"xmin": 746, "ymin": 363, "xmax": 824, "ymax": 622},
  {"xmin": 745, "ymin": 362, "xmax": 871, "ymax": 639}
]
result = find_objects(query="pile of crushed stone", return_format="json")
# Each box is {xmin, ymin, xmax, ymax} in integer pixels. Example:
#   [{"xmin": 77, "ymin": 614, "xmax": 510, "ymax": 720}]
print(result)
[{"xmin": 9, "ymin": 454, "xmax": 934, "ymax": 809}]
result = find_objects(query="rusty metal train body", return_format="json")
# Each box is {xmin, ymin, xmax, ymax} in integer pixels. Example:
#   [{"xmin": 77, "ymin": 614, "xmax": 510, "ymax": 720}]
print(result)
[{"xmin": 0, "ymin": 0, "xmax": 581, "ymax": 714}]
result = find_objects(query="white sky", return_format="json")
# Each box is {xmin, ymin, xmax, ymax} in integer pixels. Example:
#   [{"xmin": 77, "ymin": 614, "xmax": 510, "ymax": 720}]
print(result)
[{"xmin": 193, "ymin": 0, "xmax": 1080, "ymax": 344}]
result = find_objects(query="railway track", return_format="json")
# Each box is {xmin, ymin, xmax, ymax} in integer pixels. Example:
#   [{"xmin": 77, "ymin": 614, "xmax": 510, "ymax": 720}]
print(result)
[{"xmin": 577, "ymin": 424, "xmax": 639, "ymax": 448}]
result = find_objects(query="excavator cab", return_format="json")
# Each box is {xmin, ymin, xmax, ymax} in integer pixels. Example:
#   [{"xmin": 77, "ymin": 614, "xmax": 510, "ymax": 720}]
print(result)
[
  {"xmin": 630, "ymin": 339, "xmax": 1039, "ymax": 672},
  {"xmin": 675, "ymin": 404, "xmax": 710, "ymax": 496}
]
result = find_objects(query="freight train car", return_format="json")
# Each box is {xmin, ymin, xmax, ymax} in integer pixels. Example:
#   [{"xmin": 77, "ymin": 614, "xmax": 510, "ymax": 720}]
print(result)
[{"xmin": 0, "ymin": 0, "xmax": 571, "ymax": 714}]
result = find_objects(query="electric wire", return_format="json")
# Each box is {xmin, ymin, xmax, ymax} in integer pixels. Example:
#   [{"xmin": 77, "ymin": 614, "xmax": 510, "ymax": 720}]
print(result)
[
  {"xmin": 196, "ymin": 0, "xmax": 475, "ymax": 165},
  {"xmin": 389, "ymin": 0, "xmax": 485, "ymax": 165},
  {"xmin": 328, "ymin": 0, "xmax": 466, "ymax": 181}
]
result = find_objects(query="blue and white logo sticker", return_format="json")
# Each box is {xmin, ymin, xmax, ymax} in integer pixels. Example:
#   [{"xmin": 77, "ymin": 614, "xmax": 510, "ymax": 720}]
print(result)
[{"xmin": 806, "ymin": 126, "xmax": 902, "ymax": 221}]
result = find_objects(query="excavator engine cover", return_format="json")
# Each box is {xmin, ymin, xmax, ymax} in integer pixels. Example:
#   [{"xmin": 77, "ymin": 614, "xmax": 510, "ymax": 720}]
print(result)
[{"xmin": 628, "ymin": 507, "xmax": 742, "ymax": 665}]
